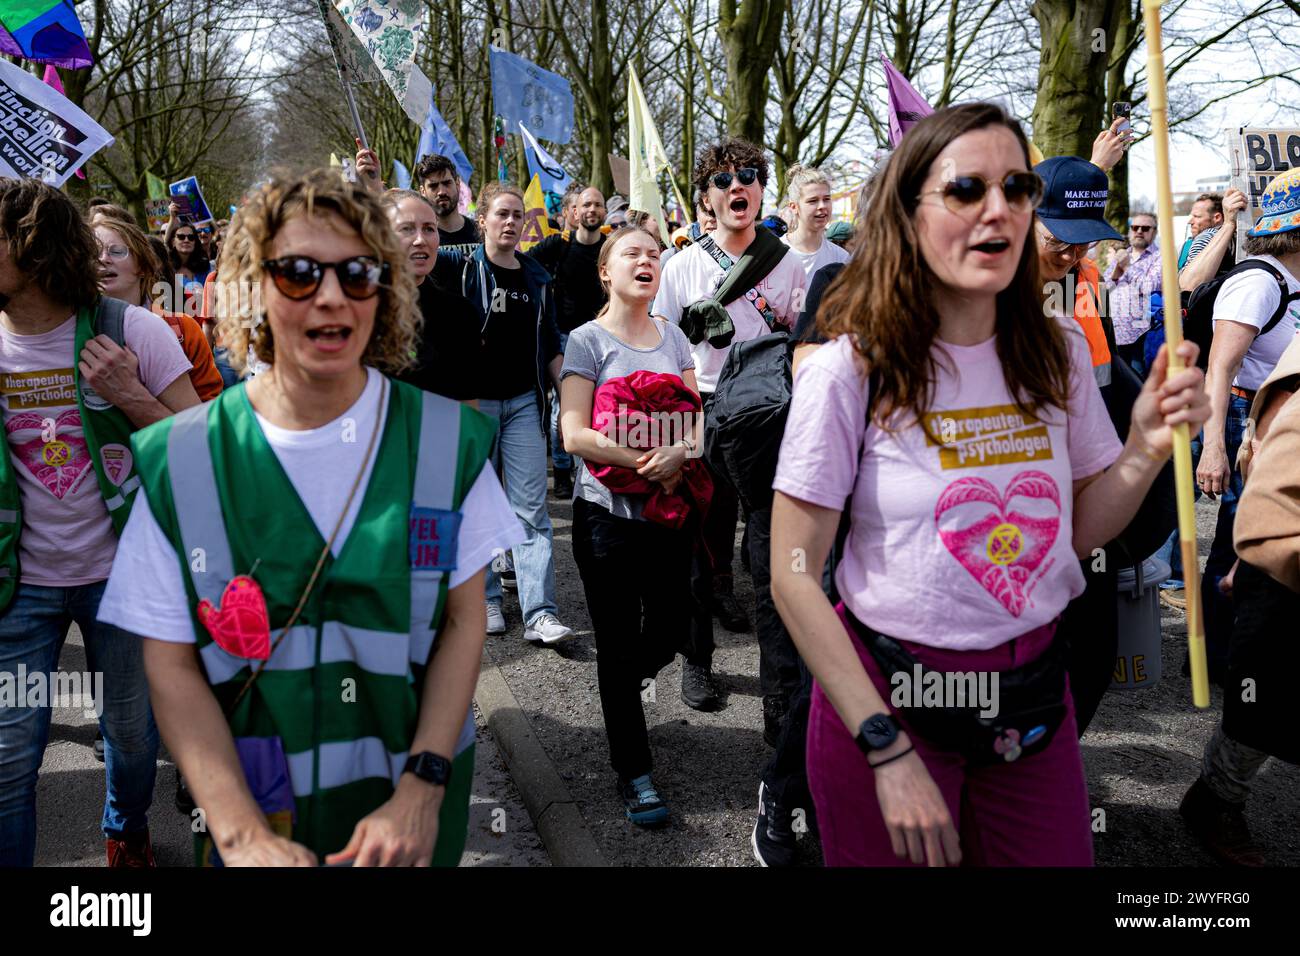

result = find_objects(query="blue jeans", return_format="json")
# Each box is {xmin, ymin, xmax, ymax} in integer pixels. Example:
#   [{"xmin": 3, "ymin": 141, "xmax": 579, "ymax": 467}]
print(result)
[
  {"xmin": 550, "ymin": 332, "xmax": 572, "ymax": 473},
  {"xmin": 1201, "ymin": 394, "xmax": 1250, "ymax": 663},
  {"xmin": 0, "ymin": 581, "xmax": 159, "ymax": 865},
  {"xmin": 479, "ymin": 392, "xmax": 560, "ymax": 626}
]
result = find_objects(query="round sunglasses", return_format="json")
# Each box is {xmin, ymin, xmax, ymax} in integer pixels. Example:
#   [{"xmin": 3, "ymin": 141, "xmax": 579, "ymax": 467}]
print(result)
[
  {"xmin": 918, "ymin": 172, "xmax": 1044, "ymax": 215},
  {"xmin": 710, "ymin": 167, "xmax": 759, "ymax": 191},
  {"xmin": 261, "ymin": 255, "xmax": 389, "ymax": 300}
]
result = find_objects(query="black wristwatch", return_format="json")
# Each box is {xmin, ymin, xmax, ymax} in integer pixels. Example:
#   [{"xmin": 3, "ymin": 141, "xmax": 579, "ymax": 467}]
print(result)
[
  {"xmin": 855, "ymin": 713, "xmax": 900, "ymax": 756},
  {"xmin": 403, "ymin": 751, "xmax": 453, "ymax": 787}
]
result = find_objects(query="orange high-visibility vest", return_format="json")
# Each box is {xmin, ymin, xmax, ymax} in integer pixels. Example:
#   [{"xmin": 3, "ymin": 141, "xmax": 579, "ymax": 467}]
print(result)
[{"xmin": 1073, "ymin": 258, "xmax": 1112, "ymax": 386}]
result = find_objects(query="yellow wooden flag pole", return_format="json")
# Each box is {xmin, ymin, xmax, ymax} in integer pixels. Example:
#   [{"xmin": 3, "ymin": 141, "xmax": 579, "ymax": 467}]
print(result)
[{"xmin": 1142, "ymin": 0, "xmax": 1210, "ymax": 708}]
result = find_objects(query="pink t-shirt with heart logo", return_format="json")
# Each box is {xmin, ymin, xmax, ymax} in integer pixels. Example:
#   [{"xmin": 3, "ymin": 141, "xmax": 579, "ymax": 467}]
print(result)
[
  {"xmin": 0, "ymin": 308, "xmax": 192, "ymax": 586},
  {"xmin": 774, "ymin": 321, "xmax": 1122, "ymax": 651}
]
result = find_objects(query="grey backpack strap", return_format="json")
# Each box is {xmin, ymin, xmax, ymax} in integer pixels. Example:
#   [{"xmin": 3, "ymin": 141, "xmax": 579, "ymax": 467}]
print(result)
[{"xmin": 94, "ymin": 296, "xmax": 130, "ymax": 347}]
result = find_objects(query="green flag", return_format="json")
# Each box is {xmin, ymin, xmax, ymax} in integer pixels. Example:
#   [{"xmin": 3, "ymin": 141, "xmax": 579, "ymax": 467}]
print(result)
[{"xmin": 146, "ymin": 172, "xmax": 166, "ymax": 201}]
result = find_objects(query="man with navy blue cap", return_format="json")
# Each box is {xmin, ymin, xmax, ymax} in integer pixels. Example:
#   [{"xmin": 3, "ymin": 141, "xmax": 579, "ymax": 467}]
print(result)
[{"xmin": 1033, "ymin": 155, "xmax": 1124, "ymax": 389}]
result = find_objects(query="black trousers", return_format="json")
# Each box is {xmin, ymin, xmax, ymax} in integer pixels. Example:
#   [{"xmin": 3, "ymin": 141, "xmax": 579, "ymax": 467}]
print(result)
[
  {"xmin": 683, "ymin": 392, "xmax": 739, "ymax": 667},
  {"xmin": 571, "ymin": 498, "xmax": 694, "ymax": 782},
  {"xmin": 747, "ymin": 505, "xmax": 801, "ymax": 701}
]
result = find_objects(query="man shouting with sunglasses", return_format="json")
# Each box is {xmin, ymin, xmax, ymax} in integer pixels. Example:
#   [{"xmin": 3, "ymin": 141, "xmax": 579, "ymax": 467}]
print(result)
[{"xmin": 652, "ymin": 139, "xmax": 807, "ymax": 715}]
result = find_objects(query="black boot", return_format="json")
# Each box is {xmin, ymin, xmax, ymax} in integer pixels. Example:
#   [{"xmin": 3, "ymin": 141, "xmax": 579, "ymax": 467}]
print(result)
[
  {"xmin": 552, "ymin": 467, "xmax": 573, "ymax": 499},
  {"xmin": 711, "ymin": 576, "xmax": 750, "ymax": 632}
]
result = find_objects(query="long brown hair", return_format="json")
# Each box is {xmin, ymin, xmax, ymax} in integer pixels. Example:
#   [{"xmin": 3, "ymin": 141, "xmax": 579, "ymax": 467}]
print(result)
[
  {"xmin": 818, "ymin": 103, "xmax": 1070, "ymax": 434},
  {"xmin": 0, "ymin": 177, "xmax": 102, "ymax": 309}
]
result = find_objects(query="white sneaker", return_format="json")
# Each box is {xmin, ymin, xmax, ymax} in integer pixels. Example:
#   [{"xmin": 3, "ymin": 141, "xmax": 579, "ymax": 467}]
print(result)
[
  {"xmin": 486, "ymin": 603, "xmax": 507, "ymax": 635},
  {"xmin": 524, "ymin": 613, "xmax": 574, "ymax": 645}
]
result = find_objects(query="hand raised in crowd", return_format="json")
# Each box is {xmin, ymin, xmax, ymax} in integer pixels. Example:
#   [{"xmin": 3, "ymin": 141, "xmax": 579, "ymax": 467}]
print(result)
[
  {"xmin": 325, "ymin": 778, "xmax": 441, "ymax": 867},
  {"xmin": 220, "ymin": 832, "xmax": 318, "ymax": 867},
  {"xmin": 873, "ymin": 742, "xmax": 962, "ymax": 867},
  {"xmin": 1110, "ymin": 244, "xmax": 1131, "ymax": 276},
  {"xmin": 635, "ymin": 443, "xmax": 688, "ymax": 483},
  {"xmin": 1130, "ymin": 339, "xmax": 1210, "ymax": 460},
  {"xmin": 1089, "ymin": 116, "xmax": 1130, "ymax": 173},
  {"xmin": 354, "ymin": 140, "xmax": 384, "ymax": 194},
  {"xmin": 79, "ymin": 335, "xmax": 151, "ymax": 409},
  {"xmin": 1223, "ymin": 187, "xmax": 1248, "ymax": 220}
]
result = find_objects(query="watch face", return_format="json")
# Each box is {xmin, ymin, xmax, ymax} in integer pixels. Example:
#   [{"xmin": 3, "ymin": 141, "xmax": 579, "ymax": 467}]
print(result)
[{"xmin": 863, "ymin": 715, "xmax": 898, "ymax": 749}]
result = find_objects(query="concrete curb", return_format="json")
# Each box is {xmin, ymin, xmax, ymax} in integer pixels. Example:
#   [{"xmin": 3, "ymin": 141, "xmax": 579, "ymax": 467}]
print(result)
[{"xmin": 474, "ymin": 659, "xmax": 606, "ymax": 867}]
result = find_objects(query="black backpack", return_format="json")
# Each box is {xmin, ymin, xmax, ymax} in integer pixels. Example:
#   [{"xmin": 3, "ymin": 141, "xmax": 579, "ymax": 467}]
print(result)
[
  {"xmin": 703, "ymin": 332, "xmax": 793, "ymax": 513},
  {"xmin": 1182, "ymin": 259, "xmax": 1300, "ymax": 371}
]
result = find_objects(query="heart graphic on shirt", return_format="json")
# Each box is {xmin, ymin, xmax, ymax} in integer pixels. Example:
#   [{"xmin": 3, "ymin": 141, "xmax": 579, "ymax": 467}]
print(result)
[
  {"xmin": 933, "ymin": 471, "xmax": 1060, "ymax": 617},
  {"xmin": 197, "ymin": 575, "xmax": 271, "ymax": 661},
  {"xmin": 5, "ymin": 409, "xmax": 92, "ymax": 499}
]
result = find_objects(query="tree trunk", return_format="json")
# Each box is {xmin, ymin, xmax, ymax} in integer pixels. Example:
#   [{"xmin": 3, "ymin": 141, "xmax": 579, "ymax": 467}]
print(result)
[
  {"xmin": 718, "ymin": 0, "xmax": 786, "ymax": 145},
  {"xmin": 1029, "ymin": 0, "xmax": 1110, "ymax": 162},
  {"xmin": 586, "ymin": 0, "xmax": 615, "ymax": 195}
]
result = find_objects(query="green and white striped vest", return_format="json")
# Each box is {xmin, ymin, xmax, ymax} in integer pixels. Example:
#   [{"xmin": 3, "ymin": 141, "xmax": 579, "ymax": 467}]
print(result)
[{"xmin": 130, "ymin": 376, "xmax": 496, "ymax": 857}]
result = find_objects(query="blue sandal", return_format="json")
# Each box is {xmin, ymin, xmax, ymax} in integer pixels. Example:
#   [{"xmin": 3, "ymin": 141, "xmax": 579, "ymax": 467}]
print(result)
[{"xmin": 621, "ymin": 774, "xmax": 669, "ymax": 827}]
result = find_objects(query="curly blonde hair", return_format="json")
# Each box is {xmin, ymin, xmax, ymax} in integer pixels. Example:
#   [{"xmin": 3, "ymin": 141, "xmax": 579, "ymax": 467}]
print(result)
[{"xmin": 214, "ymin": 168, "xmax": 419, "ymax": 374}]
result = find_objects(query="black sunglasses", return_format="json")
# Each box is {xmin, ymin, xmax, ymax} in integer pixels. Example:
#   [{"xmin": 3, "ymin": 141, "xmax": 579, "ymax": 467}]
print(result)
[
  {"xmin": 919, "ymin": 172, "xmax": 1044, "ymax": 214},
  {"xmin": 261, "ymin": 255, "xmax": 388, "ymax": 301},
  {"xmin": 1130, "ymin": 224, "xmax": 1154, "ymax": 232},
  {"xmin": 175, "ymin": 233, "xmax": 196, "ymax": 241},
  {"xmin": 710, "ymin": 167, "xmax": 759, "ymax": 191}
]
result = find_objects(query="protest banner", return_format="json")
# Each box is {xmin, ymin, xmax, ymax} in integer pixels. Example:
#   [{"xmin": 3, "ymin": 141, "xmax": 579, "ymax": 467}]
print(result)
[
  {"xmin": 628, "ymin": 67, "xmax": 681, "ymax": 244},
  {"xmin": 519, "ymin": 174, "xmax": 556, "ymax": 251},
  {"xmin": 0, "ymin": 0, "xmax": 93, "ymax": 69},
  {"xmin": 169, "ymin": 175, "xmax": 214, "ymax": 225},
  {"xmin": 1227, "ymin": 126, "xmax": 1300, "ymax": 260},
  {"xmin": 417, "ymin": 89, "xmax": 473, "ymax": 182},
  {"xmin": 0, "ymin": 57, "xmax": 113, "ymax": 186},
  {"xmin": 145, "ymin": 199, "xmax": 169, "ymax": 233},
  {"xmin": 519, "ymin": 121, "xmax": 570, "ymax": 198},
  {"xmin": 882, "ymin": 55, "xmax": 933, "ymax": 148},
  {"xmin": 332, "ymin": 0, "xmax": 429, "ymax": 126},
  {"xmin": 489, "ymin": 46, "xmax": 574, "ymax": 145},
  {"xmin": 608, "ymin": 153, "xmax": 631, "ymax": 197},
  {"xmin": 146, "ymin": 170, "xmax": 167, "ymax": 200}
]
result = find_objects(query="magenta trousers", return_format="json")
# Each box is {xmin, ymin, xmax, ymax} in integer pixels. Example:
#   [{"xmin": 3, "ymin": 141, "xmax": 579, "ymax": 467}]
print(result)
[{"xmin": 807, "ymin": 603, "xmax": 1094, "ymax": 867}]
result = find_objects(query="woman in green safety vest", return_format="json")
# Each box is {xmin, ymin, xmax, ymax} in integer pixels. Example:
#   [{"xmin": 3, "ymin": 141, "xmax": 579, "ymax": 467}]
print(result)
[{"xmin": 98, "ymin": 168, "xmax": 524, "ymax": 866}]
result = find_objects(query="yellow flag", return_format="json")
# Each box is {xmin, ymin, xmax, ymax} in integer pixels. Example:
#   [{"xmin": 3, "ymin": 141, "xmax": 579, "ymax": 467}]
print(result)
[
  {"xmin": 628, "ymin": 68, "xmax": 675, "ymax": 246},
  {"xmin": 330, "ymin": 152, "xmax": 342, "ymax": 167},
  {"xmin": 520, "ymin": 174, "xmax": 556, "ymax": 251}
]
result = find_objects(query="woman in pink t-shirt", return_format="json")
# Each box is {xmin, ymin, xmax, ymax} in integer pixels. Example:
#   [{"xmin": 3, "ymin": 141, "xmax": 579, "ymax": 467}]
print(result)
[{"xmin": 770, "ymin": 103, "xmax": 1210, "ymax": 867}]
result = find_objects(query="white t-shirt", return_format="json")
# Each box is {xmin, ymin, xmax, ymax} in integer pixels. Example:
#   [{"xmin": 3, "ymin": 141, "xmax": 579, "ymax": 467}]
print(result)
[
  {"xmin": 781, "ymin": 235, "xmax": 851, "ymax": 281},
  {"xmin": 98, "ymin": 368, "xmax": 524, "ymax": 642},
  {"xmin": 1213, "ymin": 255, "xmax": 1300, "ymax": 391},
  {"xmin": 651, "ymin": 238, "xmax": 808, "ymax": 393}
]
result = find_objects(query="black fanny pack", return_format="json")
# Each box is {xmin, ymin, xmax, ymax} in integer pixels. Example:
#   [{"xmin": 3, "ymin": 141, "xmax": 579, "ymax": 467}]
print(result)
[{"xmin": 844, "ymin": 609, "xmax": 1070, "ymax": 766}]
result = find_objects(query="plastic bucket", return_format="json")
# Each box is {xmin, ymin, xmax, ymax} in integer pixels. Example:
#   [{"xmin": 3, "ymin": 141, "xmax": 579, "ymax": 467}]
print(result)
[{"xmin": 1110, "ymin": 555, "xmax": 1171, "ymax": 690}]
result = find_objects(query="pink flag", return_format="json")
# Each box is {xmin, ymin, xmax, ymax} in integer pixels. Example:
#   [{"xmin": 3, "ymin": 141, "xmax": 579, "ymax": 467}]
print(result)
[
  {"xmin": 42, "ymin": 65, "xmax": 86, "ymax": 179},
  {"xmin": 882, "ymin": 56, "xmax": 933, "ymax": 148}
]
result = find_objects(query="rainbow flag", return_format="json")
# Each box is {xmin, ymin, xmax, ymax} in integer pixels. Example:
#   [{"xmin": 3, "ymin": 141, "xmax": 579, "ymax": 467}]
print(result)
[{"xmin": 0, "ymin": 1, "xmax": 93, "ymax": 69}]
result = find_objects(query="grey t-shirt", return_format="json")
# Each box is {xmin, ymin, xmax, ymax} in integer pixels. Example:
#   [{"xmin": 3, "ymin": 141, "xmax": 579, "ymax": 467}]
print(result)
[{"xmin": 560, "ymin": 318, "xmax": 696, "ymax": 519}]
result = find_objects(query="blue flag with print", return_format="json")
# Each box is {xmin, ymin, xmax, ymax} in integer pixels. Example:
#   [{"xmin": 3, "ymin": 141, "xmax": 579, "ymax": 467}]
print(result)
[
  {"xmin": 416, "ymin": 89, "xmax": 473, "ymax": 183},
  {"xmin": 518, "ymin": 122, "xmax": 570, "ymax": 197},
  {"xmin": 489, "ymin": 45, "xmax": 574, "ymax": 145}
]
